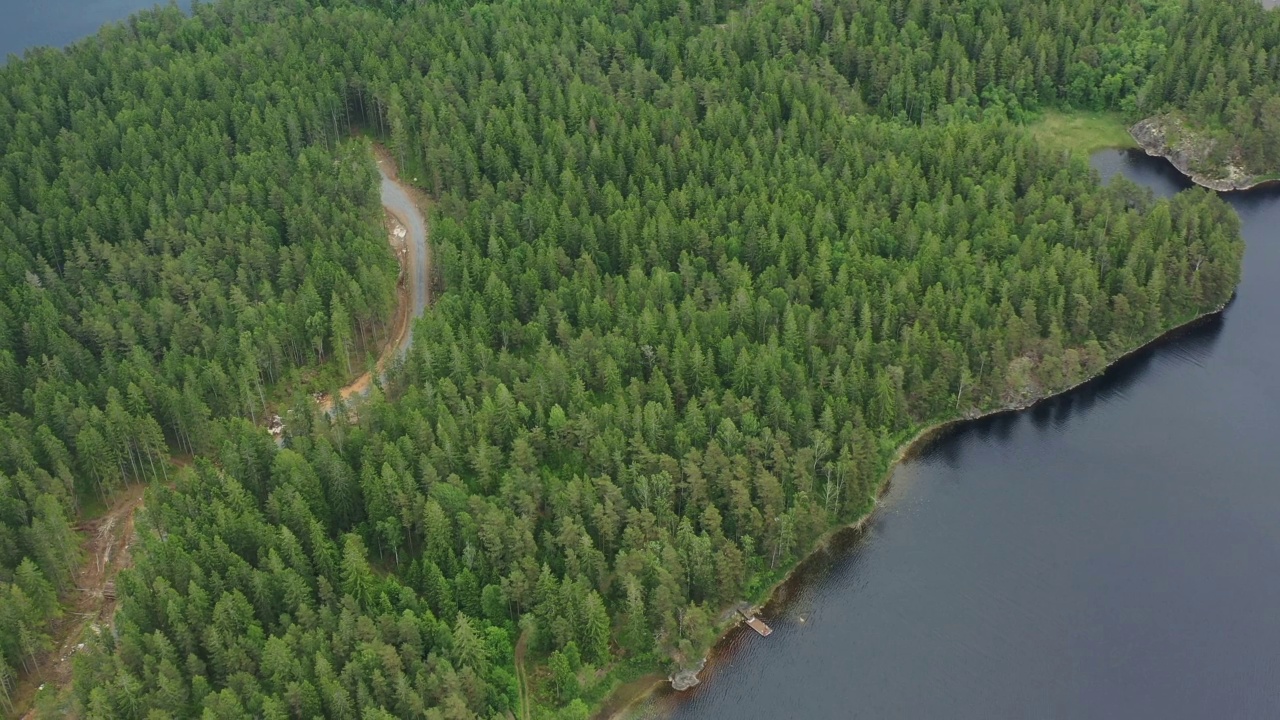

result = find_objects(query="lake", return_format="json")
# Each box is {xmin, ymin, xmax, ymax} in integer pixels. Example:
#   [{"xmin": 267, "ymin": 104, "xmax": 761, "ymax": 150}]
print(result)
[
  {"xmin": 0, "ymin": 0, "xmax": 176, "ymax": 60},
  {"xmin": 632, "ymin": 154, "xmax": 1280, "ymax": 718}
]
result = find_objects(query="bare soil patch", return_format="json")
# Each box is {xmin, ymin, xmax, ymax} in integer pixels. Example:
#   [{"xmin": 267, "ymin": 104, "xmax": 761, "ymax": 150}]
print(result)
[{"xmin": 11, "ymin": 482, "xmax": 147, "ymax": 719}]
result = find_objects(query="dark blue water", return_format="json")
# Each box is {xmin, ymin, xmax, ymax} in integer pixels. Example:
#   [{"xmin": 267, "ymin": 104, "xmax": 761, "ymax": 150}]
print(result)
[
  {"xmin": 0, "ymin": 0, "xmax": 175, "ymax": 60},
  {"xmin": 633, "ymin": 154, "xmax": 1280, "ymax": 719}
]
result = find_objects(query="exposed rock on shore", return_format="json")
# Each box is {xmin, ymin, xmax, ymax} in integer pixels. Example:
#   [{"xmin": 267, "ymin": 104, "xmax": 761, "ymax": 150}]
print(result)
[
  {"xmin": 1130, "ymin": 115, "xmax": 1268, "ymax": 191},
  {"xmin": 669, "ymin": 658, "xmax": 707, "ymax": 691}
]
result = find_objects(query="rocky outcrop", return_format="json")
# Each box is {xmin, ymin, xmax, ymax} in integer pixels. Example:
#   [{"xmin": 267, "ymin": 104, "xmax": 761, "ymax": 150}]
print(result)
[
  {"xmin": 1129, "ymin": 115, "xmax": 1268, "ymax": 192},
  {"xmin": 669, "ymin": 657, "xmax": 707, "ymax": 691}
]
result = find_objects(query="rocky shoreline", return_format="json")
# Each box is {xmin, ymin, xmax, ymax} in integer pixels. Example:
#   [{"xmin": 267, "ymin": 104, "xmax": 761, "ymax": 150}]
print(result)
[
  {"xmin": 1130, "ymin": 115, "xmax": 1275, "ymax": 192},
  {"xmin": 597, "ymin": 299, "xmax": 1233, "ymax": 719}
]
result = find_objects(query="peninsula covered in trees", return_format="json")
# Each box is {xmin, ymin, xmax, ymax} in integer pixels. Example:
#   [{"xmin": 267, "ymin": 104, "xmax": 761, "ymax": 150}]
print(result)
[{"xmin": 0, "ymin": 0, "xmax": 1269, "ymax": 716}]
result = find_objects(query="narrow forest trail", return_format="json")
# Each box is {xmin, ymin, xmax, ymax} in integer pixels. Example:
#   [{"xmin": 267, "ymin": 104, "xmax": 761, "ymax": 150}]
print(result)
[
  {"xmin": 318, "ymin": 146, "xmax": 431, "ymax": 415},
  {"xmin": 514, "ymin": 628, "xmax": 532, "ymax": 720},
  {"xmin": 12, "ymin": 482, "xmax": 148, "ymax": 719},
  {"xmin": 8, "ymin": 149, "xmax": 430, "ymax": 718}
]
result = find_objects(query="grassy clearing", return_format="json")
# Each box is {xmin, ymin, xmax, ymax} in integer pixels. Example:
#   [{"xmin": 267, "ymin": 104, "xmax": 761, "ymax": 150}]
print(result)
[{"xmin": 1026, "ymin": 110, "xmax": 1137, "ymax": 155}]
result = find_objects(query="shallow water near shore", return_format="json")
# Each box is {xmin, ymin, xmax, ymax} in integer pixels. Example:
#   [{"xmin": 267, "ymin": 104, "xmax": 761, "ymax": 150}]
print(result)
[{"xmin": 631, "ymin": 153, "xmax": 1280, "ymax": 719}]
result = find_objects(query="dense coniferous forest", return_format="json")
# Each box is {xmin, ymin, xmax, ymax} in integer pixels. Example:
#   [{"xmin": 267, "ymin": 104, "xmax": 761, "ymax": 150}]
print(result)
[{"xmin": 0, "ymin": 0, "xmax": 1269, "ymax": 715}]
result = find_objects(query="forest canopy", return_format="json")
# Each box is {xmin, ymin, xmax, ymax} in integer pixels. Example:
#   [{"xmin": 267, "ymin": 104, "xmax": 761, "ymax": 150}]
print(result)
[{"xmin": 0, "ymin": 0, "xmax": 1265, "ymax": 716}]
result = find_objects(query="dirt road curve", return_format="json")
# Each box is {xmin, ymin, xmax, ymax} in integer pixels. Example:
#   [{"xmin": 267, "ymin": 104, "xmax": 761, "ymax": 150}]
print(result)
[
  {"xmin": 9, "ymin": 149, "xmax": 429, "ymax": 716},
  {"xmin": 319, "ymin": 149, "xmax": 431, "ymax": 414}
]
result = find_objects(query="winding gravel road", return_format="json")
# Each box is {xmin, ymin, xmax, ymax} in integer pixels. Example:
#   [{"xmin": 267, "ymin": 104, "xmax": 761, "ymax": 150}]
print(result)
[{"xmin": 378, "ymin": 160, "xmax": 430, "ymax": 357}]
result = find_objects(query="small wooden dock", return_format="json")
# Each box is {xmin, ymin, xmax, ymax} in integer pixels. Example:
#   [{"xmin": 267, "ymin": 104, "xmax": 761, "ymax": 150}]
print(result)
[
  {"xmin": 745, "ymin": 616, "xmax": 773, "ymax": 636},
  {"xmin": 737, "ymin": 608, "xmax": 772, "ymax": 637}
]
